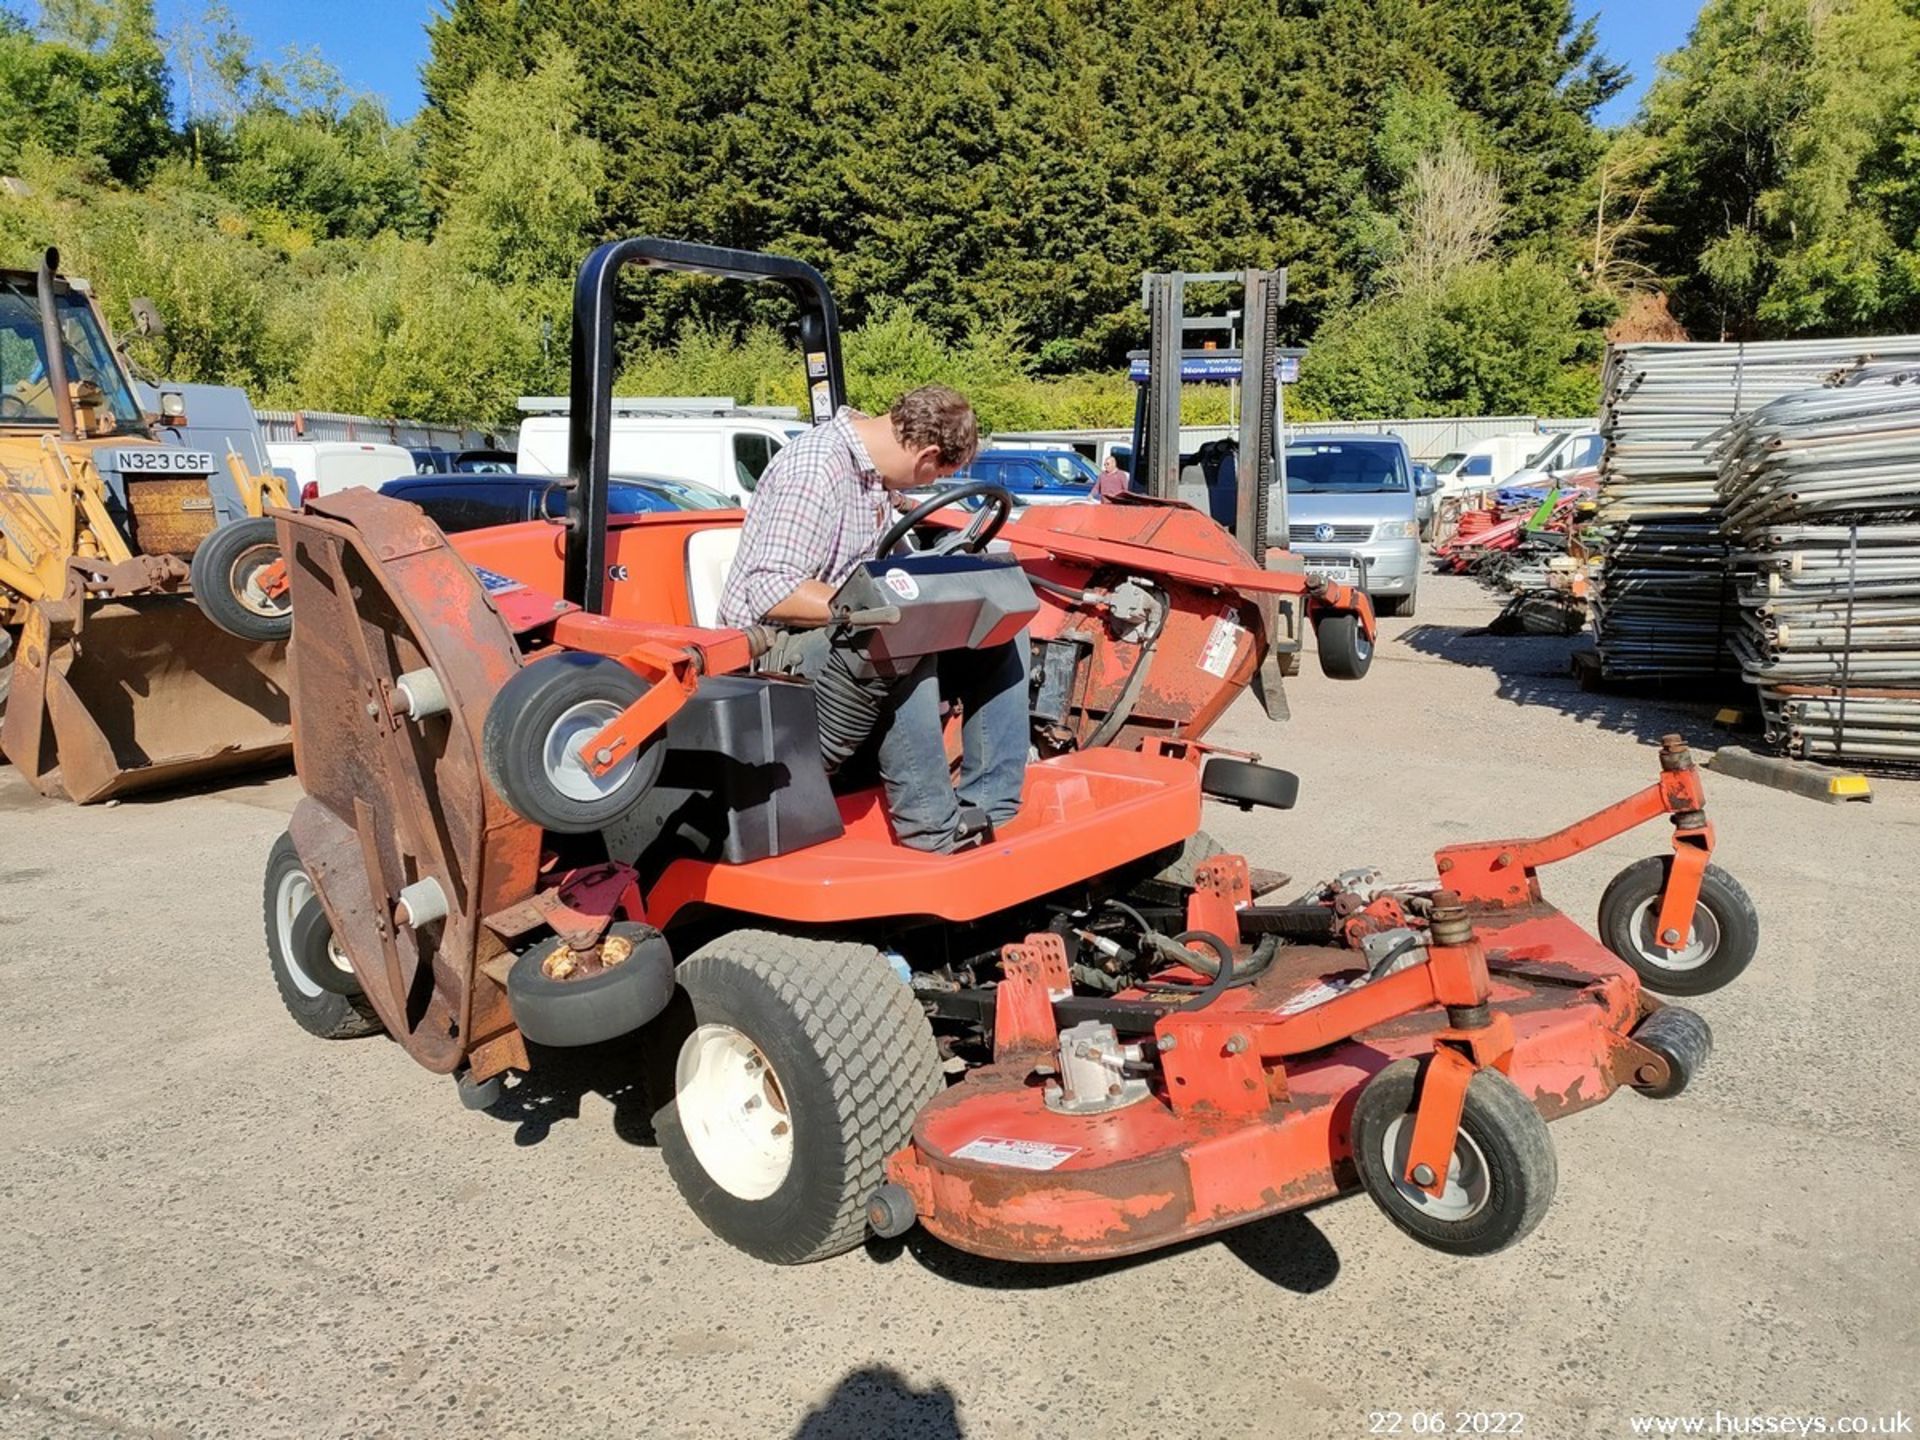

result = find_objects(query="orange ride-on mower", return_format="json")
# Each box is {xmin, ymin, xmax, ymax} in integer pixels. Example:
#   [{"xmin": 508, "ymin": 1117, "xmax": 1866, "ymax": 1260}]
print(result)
[{"xmin": 235, "ymin": 240, "xmax": 1755, "ymax": 1266}]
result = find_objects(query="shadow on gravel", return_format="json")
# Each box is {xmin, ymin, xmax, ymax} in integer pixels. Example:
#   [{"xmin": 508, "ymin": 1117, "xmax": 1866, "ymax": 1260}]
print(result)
[
  {"xmin": 480, "ymin": 1038, "xmax": 1344, "ymax": 1298},
  {"xmin": 872, "ymin": 1205, "xmax": 1341, "ymax": 1295},
  {"xmin": 479, "ymin": 1037, "xmax": 658, "ymax": 1148},
  {"xmin": 792, "ymin": 1366, "xmax": 962, "ymax": 1439},
  {"xmin": 1396, "ymin": 621, "xmax": 1734, "ymax": 747}
]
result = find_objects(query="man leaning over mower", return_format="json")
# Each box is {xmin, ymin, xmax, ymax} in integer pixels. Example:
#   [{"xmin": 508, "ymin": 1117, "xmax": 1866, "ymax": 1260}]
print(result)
[{"xmin": 716, "ymin": 385, "xmax": 1029, "ymax": 853}]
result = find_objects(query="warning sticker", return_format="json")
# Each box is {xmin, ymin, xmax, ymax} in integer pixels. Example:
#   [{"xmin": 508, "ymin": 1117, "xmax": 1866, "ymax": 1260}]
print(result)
[
  {"xmin": 471, "ymin": 566, "xmax": 527, "ymax": 597},
  {"xmin": 952, "ymin": 1136, "xmax": 1080, "ymax": 1171},
  {"xmin": 883, "ymin": 567, "xmax": 921, "ymax": 601},
  {"xmin": 1199, "ymin": 614, "xmax": 1246, "ymax": 678}
]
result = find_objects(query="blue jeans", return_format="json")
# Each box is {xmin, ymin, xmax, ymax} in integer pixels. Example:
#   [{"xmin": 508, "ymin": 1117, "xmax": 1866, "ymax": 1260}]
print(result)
[{"xmin": 767, "ymin": 629, "xmax": 1031, "ymax": 852}]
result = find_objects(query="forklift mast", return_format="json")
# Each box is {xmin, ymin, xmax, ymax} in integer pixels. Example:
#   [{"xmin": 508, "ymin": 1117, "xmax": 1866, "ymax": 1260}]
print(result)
[{"xmin": 1131, "ymin": 269, "xmax": 1292, "ymax": 556}]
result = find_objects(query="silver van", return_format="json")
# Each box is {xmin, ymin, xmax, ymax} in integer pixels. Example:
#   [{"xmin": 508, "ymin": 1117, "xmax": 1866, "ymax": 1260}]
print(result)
[{"xmin": 1274, "ymin": 435, "xmax": 1429, "ymax": 618}]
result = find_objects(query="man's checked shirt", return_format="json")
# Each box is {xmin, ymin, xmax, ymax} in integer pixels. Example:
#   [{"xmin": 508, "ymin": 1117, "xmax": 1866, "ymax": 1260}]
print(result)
[{"xmin": 718, "ymin": 407, "xmax": 893, "ymax": 627}]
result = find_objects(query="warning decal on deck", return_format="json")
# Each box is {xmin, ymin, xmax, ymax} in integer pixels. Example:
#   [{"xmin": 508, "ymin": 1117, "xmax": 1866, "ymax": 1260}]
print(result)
[
  {"xmin": 952, "ymin": 1136, "xmax": 1080, "ymax": 1171},
  {"xmin": 1199, "ymin": 613, "xmax": 1245, "ymax": 678}
]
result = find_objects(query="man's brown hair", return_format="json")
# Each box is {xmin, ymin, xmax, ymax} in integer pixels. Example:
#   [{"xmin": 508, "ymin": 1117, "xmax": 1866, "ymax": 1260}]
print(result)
[{"xmin": 889, "ymin": 384, "xmax": 979, "ymax": 468}]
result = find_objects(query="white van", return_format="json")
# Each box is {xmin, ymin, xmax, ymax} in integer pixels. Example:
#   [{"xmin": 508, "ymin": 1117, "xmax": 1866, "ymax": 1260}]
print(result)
[
  {"xmin": 267, "ymin": 440, "xmax": 416, "ymax": 503},
  {"xmin": 1430, "ymin": 432, "xmax": 1548, "ymax": 497},
  {"xmin": 515, "ymin": 398, "xmax": 805, "ymax": 505},
  {"xmin": 1499, "ymin": 429, "xmax": 1605, "ymax": 489}
]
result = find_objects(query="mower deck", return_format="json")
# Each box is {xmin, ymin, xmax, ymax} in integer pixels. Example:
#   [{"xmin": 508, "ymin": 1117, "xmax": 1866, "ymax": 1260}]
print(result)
[{"xmin": 892, "ymin": 903, "xmax": 1642, "ymax": 1262}]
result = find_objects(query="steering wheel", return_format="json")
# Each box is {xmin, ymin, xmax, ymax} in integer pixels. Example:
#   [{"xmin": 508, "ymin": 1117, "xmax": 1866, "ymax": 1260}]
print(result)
[
  {"xmin": 0, "ymin": 394, "xmax": 37, "ymax": 419},
  {"xmin": 874, "ymin": 479, "xmax": 1015, "ymax": 558}
]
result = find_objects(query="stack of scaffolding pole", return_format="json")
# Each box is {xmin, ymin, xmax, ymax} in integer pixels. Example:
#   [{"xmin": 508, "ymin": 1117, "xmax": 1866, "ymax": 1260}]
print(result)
[
  {"xmin": 1718, "ymin": 365, "xmax": 1920, "ymax": 768},
  {"xmin": 1593, "ymin": 337, "xmax": 1920, "ymax": 684}
]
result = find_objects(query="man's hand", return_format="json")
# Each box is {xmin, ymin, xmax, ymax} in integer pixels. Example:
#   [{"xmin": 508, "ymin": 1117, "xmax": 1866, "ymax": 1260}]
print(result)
[{"xmin": 761, "ymin": 579, "xmax": 838, "ymax": 627}]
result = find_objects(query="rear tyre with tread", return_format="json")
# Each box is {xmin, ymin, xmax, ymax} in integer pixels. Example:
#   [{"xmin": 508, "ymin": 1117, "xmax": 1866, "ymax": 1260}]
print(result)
[
  {"xmin": 263, "ymin": 832, "xmax": 381, "ymax": 1040},
  {"xmin": 643, "ymin": 931, "xmax": 941, "ymax": 1264}
]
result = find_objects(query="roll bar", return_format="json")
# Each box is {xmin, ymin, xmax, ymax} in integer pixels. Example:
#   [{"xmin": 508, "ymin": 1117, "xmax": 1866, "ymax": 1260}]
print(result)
[{"xmin": 564, "ymin": 238, "xmax": 847, "ymax": 612}]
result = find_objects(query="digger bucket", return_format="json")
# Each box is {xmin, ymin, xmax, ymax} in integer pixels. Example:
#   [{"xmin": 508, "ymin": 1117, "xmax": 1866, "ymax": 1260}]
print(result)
[{"xmin": 1, "ymin": 589, "xmax": 290, "ymax": 804}]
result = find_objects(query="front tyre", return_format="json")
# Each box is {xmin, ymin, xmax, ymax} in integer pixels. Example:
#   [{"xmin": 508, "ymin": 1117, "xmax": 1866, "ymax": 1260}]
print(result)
[
  {"xmin": 1351, "ymin": 1060, "xmax": 1557, "ymax": 1256},
  {"xmin": 1597, "ymin": 856, "xmax": 1759, "ymax": 997},
  {"xmin": 191, "ymin": 518, "xmax": 292, "ymax": 643},
  {"xmin": 644, "ymin": 932, "xmax": 941, "ymax": 1264}
]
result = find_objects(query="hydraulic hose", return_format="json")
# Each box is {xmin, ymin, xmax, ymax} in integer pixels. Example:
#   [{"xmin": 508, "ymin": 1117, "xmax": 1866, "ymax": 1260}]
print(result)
[
  {"xmin": 1168, "ymin": 929, "xmax": 1241, "ymax": 1011},
  {"xmin": 1132, "ymin": 929, "xmax": 1280, "ymax": 1011},
  {"xmin": 1030, "ymin": 573, "xmax": 1096, "ymax": 604},
  {"xmin": 1080, "ymin": 597, "xmax": 1168, "ymax": 750}
]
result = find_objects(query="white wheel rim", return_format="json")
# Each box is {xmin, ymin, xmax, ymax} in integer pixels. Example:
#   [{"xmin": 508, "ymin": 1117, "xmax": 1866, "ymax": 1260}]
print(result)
[
  {"xmin": 1355, "ymin": 633, "xmax": 1372, "ymax": 661},
  {"xmin": 274, "ymin": 868, "xmax": 354, "ymax": 999},
  {"xmin": 234, "ymin": 546, "xmax": 290, "ymax": 618},
  {"xmin": 1626, "ymin": 896, "xmax": 1719, "ymax": 972},
  {"xmin": 675, "ymin": 1024, "xmax": 794, "ymax": 1200},
  {"xmin": 1380, "ymin": 1113, "xmax": 1491, "ymax": 1223},
  {"xmin": 542, "ymin": 700, "xmax": 637, "ymax": 804}
]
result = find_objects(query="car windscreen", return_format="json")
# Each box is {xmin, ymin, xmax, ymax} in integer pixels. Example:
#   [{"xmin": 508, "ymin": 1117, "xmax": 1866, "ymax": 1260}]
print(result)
[
  {"xmin": 1526, "ymin": 435, "xmax": 1565, "ymax": 468},
  {"xmin": 605, "ymin": 483, "xmax": 676, "ymax": 515},
  {"xmin": 1434, "ymin": 452, "xmax": 1466, "ymax": 475},
  {"xmin": 611, "ymin": 473, "xmax": 734, "ymax": 509},
  {"xmin": 1037, "ymin": 452, "xmax": 1099, "ymax": 487},
  {"xmin": 1285, "ymin": 442, "xmax": 1407, "ymax": 493}
]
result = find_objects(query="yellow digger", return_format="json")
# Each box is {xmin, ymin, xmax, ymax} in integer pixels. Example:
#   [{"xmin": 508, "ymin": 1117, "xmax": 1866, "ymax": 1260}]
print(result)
[{"xmin": 0, "ymin": 249, "xmax": 292, "ymax": 803}]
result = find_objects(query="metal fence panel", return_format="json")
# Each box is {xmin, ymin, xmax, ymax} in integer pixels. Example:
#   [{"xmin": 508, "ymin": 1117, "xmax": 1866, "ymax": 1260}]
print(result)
[
  {"xmin": 254, "ymin": 409, "xmax": 512, "ymax": 453},
  {"xmin": 992, "ymin": 414, "xmax": 1593, "ymax": 461}
]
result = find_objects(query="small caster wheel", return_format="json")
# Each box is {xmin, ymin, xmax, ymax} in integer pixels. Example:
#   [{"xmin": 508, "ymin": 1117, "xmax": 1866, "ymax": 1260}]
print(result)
[
  {"xmin": 289, "ymin": 898, "xmax": 363, "ymax": 996},
  {"xmin": 1626, "ymin": 1006, "xmax": 1712, "ymax": 1099},
  {"xmin": 264, "ymin": 831, "xmax": 380, "ymax": 1040},
  {"xmin": 190, "ymin": 517, "xmax": 291, "ymax": 642},
  {"xmin": 482, "ymin": 654, "xmax": 667, "ymax": 833},
  {"xmin": 1350, "ymin": 1059, "xmax": 1557, "ymax": 1256},
  {"xmin": 1314, "ymin": 613, "xmax": 1373, "ymax": 680},
  {"xmin": 506, "ymin": 923, "xmax": 675, "ymax": 1047},
  {"xmin": 1598, "ymin": 857, "xmax": 1759, "ymax": 996},
  {"xmin": 1201, "ymin": 757, "xmax": 1300, "ymax": 811},
  {"xmin": 455, "ymin": 1068, "xmax": 506, "ymax": 1111},
  {"xmin": 866, "ymin": 1183, "xmax": 918, "ymax": 1239}
]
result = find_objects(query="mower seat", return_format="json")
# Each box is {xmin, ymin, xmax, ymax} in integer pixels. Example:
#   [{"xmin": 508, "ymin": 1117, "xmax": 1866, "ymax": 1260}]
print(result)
[{"xmin": 686, "ymin": 526, "xmax": 743, "ymax": 627}]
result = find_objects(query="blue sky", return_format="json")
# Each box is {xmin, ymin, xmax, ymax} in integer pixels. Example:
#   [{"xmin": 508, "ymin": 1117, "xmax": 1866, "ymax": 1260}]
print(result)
[{"xmin": 163, "ymin": 1, "xmax": 1690, "ymax": 130}]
